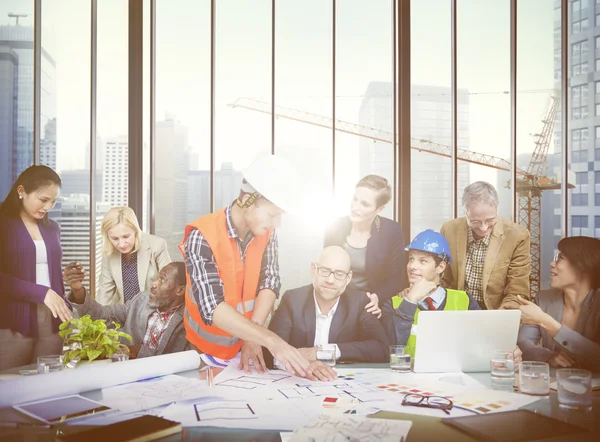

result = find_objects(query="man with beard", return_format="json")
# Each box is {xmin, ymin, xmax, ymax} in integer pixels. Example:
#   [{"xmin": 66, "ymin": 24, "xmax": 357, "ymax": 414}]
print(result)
[
  {"xmin": 64, "ymin": 261, "xmax": 188, "ymax": 358},
  {"xmin": 264, "ymin": 246, "xmax": 389, "ymax": 380}
]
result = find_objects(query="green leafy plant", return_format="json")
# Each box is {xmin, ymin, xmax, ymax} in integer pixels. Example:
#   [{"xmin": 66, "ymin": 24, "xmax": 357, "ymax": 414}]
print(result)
[{"xmin": 59, "ymin": 315, "xmax": 133, "ymax": 364}]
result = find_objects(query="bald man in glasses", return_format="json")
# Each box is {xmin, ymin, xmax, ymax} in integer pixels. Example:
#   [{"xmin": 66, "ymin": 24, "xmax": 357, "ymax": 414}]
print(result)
[{"xmin": 264, "ymin": 246, "xmax": 389, "ymax": 378}]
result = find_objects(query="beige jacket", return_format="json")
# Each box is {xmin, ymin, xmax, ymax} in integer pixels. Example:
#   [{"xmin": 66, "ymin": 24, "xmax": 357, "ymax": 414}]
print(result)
[
  {"xmin": 97, "ymin": 233, "xmax": 171, "ymax": 305},
  {"xmin": 440, "ymin": 217, "xmax": 531, "ymax": 309}
]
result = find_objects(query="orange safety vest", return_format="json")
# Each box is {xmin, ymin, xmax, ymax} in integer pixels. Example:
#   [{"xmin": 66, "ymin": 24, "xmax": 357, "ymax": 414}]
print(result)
[{"xmin": 179, "ymin": 209, "xmax": 270, "ymax": 359}]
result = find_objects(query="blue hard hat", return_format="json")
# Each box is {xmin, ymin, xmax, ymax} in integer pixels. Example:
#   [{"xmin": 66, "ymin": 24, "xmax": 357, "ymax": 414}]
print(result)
[{"xmin": 405, "ymin": 229, "xmax": 453, "ymax": 263}]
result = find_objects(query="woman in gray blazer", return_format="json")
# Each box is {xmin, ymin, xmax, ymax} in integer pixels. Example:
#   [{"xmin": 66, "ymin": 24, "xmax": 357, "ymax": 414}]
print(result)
[
  {"xmin": 97, "ymin": 207, "xmax": 171, "ymax": 305},
  {"xmin": 517, "ymin": 236, "xmax": 600, "ymax": 372}
]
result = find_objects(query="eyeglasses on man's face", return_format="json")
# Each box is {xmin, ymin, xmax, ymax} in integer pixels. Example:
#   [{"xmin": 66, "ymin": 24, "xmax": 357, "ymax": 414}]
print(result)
[
  {"xmin": 314, "ymin": 264, "xmax": 350, "ymax": 281},
  {"xmin": 465, "ymin": 215, "xmax": 498, "ymax": 229},
  {"xmin": 402, "ymin": 393, "xmax": 453, "ymax": 415},
  {"xmin": 553, "ymin": 252, "xmax": 564, "ymax": 264}
]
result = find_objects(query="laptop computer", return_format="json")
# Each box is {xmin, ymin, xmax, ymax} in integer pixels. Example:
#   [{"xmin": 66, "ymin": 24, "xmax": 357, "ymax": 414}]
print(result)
[{"xmin": 412, "ymin": 310, "xmax": 522, "ymax": 373}]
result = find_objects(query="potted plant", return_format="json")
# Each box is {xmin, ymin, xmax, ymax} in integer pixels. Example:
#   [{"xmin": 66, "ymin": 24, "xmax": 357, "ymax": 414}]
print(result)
[{"xmin": 59, "ymin": 314, "xmax": 133, "ymax": 365}]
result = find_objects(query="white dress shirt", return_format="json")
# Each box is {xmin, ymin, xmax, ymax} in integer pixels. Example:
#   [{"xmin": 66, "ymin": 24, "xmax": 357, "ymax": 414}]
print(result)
[{"xmin": 313, "ymin": 292, "xmax": 341, "ymax": 359}]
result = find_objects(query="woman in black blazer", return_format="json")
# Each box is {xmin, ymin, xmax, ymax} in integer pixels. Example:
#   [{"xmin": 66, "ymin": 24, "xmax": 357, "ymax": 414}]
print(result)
[{"xmin": 324, "ymin": 175, "xmax": 405, "ymax": 328}]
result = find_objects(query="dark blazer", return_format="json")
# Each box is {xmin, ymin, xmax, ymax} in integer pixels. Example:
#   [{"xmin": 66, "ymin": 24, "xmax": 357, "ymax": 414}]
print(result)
[
  {"xmin": 264, "ymin": 284, "xmax": 389, "ymax": 367},
  {"xmin": 324, "ymin": 216, "xmax": 405, "ymax": 304},
  {"xmin": 325, "ymin": 216, "xmax": 404, "ymax": 344},
  {"xmin": 0, "ymin": 215, "xmax": 71, "ymax": 337},
  {"xmin": 69, "ymin": 290, "xmax": 189, "ymax": 358},
  {"xmin": 517, "ymin": 288, "xmax": 600, "ymax": 372}
]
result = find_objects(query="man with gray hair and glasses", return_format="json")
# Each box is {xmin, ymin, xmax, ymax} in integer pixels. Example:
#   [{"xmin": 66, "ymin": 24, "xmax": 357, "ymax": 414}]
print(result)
[{"xmin": 440, "ymin": 181, "xmax": 531, "ymax": 310}]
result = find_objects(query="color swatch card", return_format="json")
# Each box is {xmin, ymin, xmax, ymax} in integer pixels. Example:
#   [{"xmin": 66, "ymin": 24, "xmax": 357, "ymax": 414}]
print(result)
[{"xmin": 452, "ymin": 389, "xmax": 538, "ymax": 414}]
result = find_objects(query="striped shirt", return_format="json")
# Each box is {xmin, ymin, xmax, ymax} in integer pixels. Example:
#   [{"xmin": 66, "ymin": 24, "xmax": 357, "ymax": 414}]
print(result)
[
  {"xmin": 121, "ymin": 252, "xmax": 139, "ymax": 303},
  {"xmin": 184, "ymin": 204, "xmax": 281, "ymax": 326},
  {"xmin": 464, "ymin": 229, "xmax": 490, "ymax": 303}
]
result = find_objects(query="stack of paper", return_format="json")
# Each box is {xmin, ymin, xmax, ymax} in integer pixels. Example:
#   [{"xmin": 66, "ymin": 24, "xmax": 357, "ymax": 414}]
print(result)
[{"xmin": 289, "ymin": 414, "xmax": 412, "ymax": 442}]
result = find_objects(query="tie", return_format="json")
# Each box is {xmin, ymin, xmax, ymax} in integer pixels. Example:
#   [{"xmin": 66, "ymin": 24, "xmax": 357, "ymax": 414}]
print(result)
[{"xmin": 425, "ymin": 297, "xmax": 436, "ymax": 311}]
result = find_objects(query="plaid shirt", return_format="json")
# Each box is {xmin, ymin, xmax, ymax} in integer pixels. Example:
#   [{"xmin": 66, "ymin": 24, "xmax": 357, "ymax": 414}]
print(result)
[
  {"xmin": 143, "ymin": 304, "xmax": 180, "ymax": 351},
  {"xmin": 464, "ymin": 229, "xmax": 490, "ymax": 303},
  {"xmin": 184, "ymin": 204, "xmax": 281, "ymax": 326}
]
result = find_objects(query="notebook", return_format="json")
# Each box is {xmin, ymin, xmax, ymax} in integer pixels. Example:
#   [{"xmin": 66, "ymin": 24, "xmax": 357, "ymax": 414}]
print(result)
[{"xmin": 55, "ymin": 415, "xmax": 182, "ymax": 442}]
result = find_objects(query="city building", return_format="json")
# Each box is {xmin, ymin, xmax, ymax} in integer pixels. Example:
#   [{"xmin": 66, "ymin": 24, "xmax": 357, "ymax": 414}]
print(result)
[
  {"xmin": 552, "ymin": 1, "xmax": 599, "ymax": 240},
  {"xmin": 102, "ymin": 135, "xmax": 128, "ymax": 207},
  {"xmin": 359, "ymin": 82, "xmax": 470, "ymax": 234},
  {"xmin": 155, "ymin": 118, "xmax": 190, "ymax": 259},
  {"xmin": 54, "ymin": 194, "xmax": 110, "ymax": 291},
  {"xmin": 61, "ymin": 169, "xmax": 103, "ymax": 198},
  {"xmin": 0, "ymin": 20, "xmax": 56, "ymax": 199}
]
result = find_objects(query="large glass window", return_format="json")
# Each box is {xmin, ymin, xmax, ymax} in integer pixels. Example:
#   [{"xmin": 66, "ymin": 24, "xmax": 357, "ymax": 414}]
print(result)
[
  {"xmin": 0, "ymin": 0, "xmax": 34, "ymax": 200},
  {"xmin": 213, "ymin": 0, "xmax": 271, "ymax": 205},
  {"xmin": 519, "ymin": 0, "xmax": 561, "ymax": 290},
  {"xmin": 458, "ymin": 0, "xmax": 510, "ymax": 223},
  {"xmin": 41, "ymin": 0, "xmax": 95, "ymax": 290},
  {"xmin": 97, "ymin": 0, "xmax": 128, "ymax": 213},
  {"xmin": 411, "ymin": 0, "xmax": 454, "ymax": 236},
  {"xmin": 155, "ymin": 1, "xmax": 211, "ymax": 260},
  {"xmin": 335, "ymin": 0, "xmax": 394, "ymax": 218},
  {"xmin": 274, "ymin": 0, "xmax": 333, "ymax": 291}
]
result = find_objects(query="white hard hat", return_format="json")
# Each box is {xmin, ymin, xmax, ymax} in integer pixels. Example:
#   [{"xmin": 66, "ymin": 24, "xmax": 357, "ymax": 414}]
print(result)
[{"xmin": 242, "ymin": 154, "xmax": 298, "ymax": 213}]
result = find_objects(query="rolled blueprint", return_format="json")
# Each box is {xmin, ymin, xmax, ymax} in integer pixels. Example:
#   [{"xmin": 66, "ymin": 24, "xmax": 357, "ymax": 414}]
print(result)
[{"xmin": 0, "ymin": 350, "xmax": 201, "ymax": 407}]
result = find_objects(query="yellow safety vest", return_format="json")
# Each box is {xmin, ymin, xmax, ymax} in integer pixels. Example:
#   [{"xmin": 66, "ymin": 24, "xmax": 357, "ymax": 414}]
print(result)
[{"xmin": 393, "ymin": 288, "xmax": 470, "ymax": 359}]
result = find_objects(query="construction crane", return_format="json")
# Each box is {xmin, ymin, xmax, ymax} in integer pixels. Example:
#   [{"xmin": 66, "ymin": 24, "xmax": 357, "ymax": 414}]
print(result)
[
  {"xmin": 229, "ymin": 96, "xmax": 564, "ymax": 295},
  {"xmin": 8, "ymin": 13, "xmax": 29, "ymax": 26}
]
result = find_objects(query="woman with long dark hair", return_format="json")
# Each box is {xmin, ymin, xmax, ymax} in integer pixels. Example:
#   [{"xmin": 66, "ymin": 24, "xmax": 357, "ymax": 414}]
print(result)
[
  {"xmin": 0, "ymin": 165, "xmax": 72, "ymax": 370},
  {"xmin": 517, "ymin": 236, "xmax": 600, "ymax": 372}
]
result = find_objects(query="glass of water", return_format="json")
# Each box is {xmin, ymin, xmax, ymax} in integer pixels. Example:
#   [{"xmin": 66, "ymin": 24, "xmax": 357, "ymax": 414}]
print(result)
[
  {"xmin": 556, "ymin": 369, "xmax": 592, "ymax": 411},
  {"xmin": 490, "ymin": 350, "xmax": 515, "ymax": 392},
  {"xmin": 519, "ymin": 361, "xmax": 550, "ymax": 396},
  {"xmin": 390, "ymin": 345, "xmax": 411, "ymax": 372},
  {"xmin": 37, "ymin": 355, "xmax": 64, "ymax": 374},
  {"xmin": 317, "ymin": 345, "xmax": 336, "ymax": 367}
]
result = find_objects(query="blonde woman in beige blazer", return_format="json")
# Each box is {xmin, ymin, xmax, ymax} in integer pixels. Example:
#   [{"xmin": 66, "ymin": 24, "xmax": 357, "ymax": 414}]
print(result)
[{"xmin": 97, "ymin": 207, "xmax": 171, "ymax": 305}]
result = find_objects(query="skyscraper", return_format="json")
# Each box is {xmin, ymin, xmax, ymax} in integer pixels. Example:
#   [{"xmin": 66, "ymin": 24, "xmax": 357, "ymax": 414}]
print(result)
[
  {"xmin": 58, "ymin": 194, "xmax": 110, "ymax": 291},
  {"xmin": 552, "ymin": 1, "xmax": 599, "ymax": 240},
  {"xmin": 61, "ymin": 169, "xmax": 103, "ymax": 198},
  {"xmin": 102, "ymin": 135, "xmax": 128, "ymax": 207},
  {"xmin": 358, "ymin": 82, "xmax": 470, "ymax": 234},
  {"xmin": 0, "ymin": 45, "xmax": 18, "ymax": 200},
  {"xmin": 0, "ymin": 21, "xmax": 56, "ymax": 198},
  {"xmin": 156, "ymin": 117, "xmax": 189, "ymax": 259},
  {"xmin": 40, "ymin": 117, "xmax": 57, "ymax": 170}
]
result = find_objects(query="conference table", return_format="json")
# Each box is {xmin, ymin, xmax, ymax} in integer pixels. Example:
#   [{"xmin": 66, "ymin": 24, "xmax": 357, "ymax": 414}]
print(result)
[{"xmin": 1, "ymin": 362, "xmax": 599, "ymax": 441}]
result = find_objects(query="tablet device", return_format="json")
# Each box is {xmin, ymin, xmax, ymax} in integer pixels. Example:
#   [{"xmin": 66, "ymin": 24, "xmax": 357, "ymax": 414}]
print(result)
[
  {"xmin": 443, "ymin": 409, "xmax": 588, "ymax": 442},
  {"xmin": 13, "ymin": 395, "xmax": 113, "ymax": 425},
  {"xmin": 413, "ymin": 310, "xmax": 521, "ymax": 373}
]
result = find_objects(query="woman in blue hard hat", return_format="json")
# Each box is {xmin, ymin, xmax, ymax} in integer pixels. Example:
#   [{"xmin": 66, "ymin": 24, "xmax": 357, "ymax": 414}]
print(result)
[
  {"xmin": 324, "ymin": 175, "xmax": 404, "ymax": 321},
  {"xmin": 392, "ymin": 229, "xmax": 481, "ymax": 356}
]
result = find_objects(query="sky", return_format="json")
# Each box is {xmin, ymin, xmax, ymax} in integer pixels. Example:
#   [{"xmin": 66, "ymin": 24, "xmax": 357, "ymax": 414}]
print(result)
[
  {"xmin": 0, "ymin": 0, "xmax": 555, "ymax": 168},
  {"xmin": 0, "ymin": 0, "xmax": 556, "ymax": 215}
]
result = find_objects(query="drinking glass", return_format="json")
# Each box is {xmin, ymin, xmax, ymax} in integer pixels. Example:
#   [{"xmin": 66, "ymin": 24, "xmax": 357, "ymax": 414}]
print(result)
[
  {"xmin": 317, "ymin": 345, "xmax": 336, "ymax": 367},
  {"xmin": 490, "ymin": 350, "xmax": 515, "ymax": 392},
  {"xmin": 390, "ymin": 345, "xmax": 411, "ymax": 372},
  {"xmin": 556, "ymin": 368, "xmax": 592, "ymax": 411},
  {"xmin": 37, "ymin": 355, "xmax": 64, "ymax": 374},
  {"xmin": 519, "ymin": 361, "xmax": 550, "ymax": 396}
]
